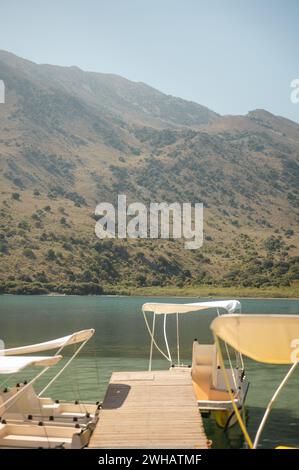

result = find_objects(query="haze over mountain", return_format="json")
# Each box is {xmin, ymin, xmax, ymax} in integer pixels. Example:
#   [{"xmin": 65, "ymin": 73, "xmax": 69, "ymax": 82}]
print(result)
[{"xmin": 0, "ymin": 51, "xmax": 298, "ymax": 294}]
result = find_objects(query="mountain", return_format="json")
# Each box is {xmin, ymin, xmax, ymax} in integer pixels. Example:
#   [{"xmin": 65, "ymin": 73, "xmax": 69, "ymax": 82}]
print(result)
[{"xmin": 0, "ymin": 50, "xmax": 298, "ymax": 294}]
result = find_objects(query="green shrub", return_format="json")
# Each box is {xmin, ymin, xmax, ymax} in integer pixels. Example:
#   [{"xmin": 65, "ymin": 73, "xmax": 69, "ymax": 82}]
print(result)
[
  {"xmin": 23, "ymin": 248, "xmax": 36, "ymax": 260},
  {"xmin": 18, "ymin": 220, "xmax": 31, "ymax": 231},
  {"xmin": 0, "ymin": 240, "xmax": 8, "ymax": 254},
  {"xmin": 45, "ymin": 249, "xmax": 56, "ymax": 260}
]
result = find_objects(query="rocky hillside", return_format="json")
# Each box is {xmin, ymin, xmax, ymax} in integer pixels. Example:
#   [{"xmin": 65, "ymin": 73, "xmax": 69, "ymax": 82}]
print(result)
[{"xmin": 0, "ymin": 51, "xmax": 298, "ymax": 294}]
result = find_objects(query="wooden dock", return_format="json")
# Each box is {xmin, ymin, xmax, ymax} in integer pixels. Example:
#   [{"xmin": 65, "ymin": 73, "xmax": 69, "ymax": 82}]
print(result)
[{"xmin": 88, "ymin": 368, "xmax": 209, "ymax": 449}]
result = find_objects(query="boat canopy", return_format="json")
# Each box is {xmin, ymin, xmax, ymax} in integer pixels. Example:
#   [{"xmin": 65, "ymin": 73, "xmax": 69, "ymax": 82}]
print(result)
[
  {"xmin": 0, "ymin": 329, "xmax": 94, "ymax": 356},
  {"xmin": 142, "ymin": 300, "xmax": 241, "ymax": 315},
  {"xmin": 211, "ymin": 314, "xmax": 299, "ymax": 364},
  {"xmin": 0, "ymin": 355, "xmax": 62, "ymax": 374}
]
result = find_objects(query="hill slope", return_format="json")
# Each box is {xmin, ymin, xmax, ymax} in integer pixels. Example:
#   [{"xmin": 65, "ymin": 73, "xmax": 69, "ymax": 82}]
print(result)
[{"xmin": 0, "ymin": 51, "xmax": 298, "ymax": 294}]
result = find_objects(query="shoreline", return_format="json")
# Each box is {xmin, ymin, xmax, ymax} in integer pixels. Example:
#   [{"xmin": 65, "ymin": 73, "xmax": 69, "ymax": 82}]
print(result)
[
  {"xmin": 1, "ymin": 282, "xmax": 298, "ymax": 299},
  {"xmin": 125, "ymin": 286, "xmax": 299, "ymax": 299},
  {"xmin": 2, "ymin": 293, "xmax": 299, "ymax": 300}
]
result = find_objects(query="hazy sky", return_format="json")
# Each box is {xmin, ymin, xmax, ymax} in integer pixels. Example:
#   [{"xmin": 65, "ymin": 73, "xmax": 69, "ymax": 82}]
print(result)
[{"xmin": 1, "ymin": 0, "xmax": 299, "ymax": 122}]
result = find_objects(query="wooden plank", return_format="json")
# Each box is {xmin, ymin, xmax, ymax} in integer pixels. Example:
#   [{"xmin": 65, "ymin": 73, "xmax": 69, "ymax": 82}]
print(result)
[{"xmin": 88, "ymin": 368, "xmax": 208, "ymax": 449}]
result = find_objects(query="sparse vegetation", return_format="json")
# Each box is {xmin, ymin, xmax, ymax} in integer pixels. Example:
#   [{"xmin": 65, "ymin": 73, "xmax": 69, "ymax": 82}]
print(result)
[{"xmin": 0, "ymin": 52, "xmax": 298, "ymax": 296}]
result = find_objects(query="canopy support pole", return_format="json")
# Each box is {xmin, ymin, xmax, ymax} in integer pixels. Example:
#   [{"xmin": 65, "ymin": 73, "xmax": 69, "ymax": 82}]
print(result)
[
  {"xmin": 142, "ymin": 309, "xmax": 171, "ymax": 365},
  {"xmin": 38, "ymin": 339, "xmax": 89, "ymax": 397},
  {"xmin": 149, "ymin": 313, "xmax": 156, "ymax": 372},
  {"xmin": 163, "ymin": 314, "xmax": 172, "ymax": 365},
  {"xmin": 218, "ymin": 308, "xmax": 238, "ymax": 390},
  {"xmin": 253, "ymin": 361, "xmax": 298, "ymax": 449},
  {"xmin": 0, "ymin": 364, "xmax": 54, "ymax": 416},
  {"xmin": 214, "ymin": 334, "xmax": 253, "ymax": 449},
  {"xmin": 176, "ymin": 312, "xmax": 180, "ymax": 366}
]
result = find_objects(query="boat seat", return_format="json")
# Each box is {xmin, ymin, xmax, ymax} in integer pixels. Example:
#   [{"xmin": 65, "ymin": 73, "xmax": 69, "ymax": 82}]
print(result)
[
  {"xmin": 192, "ymin": 341, "xmax": 218, "ymax": 386},
  {"xmin": 191, "ymin": 341, "xmax": 233, "ymax": 402},
  {"xmin": 0, "ymin": 385, "xmax": 97, "ymax": 417},
  {"xmin": 192, "ymin": 365, "xmax": 232, "ymax": 400},
  {"xmin": 0, "ymin": 422, "xmax": 90, "ymax": 448},
  {"xmin": 192, "ymin": 343, "xmax": 216, "ymax": 366}
]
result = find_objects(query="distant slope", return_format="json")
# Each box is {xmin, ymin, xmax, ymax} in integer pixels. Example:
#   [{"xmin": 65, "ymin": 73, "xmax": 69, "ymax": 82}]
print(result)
[
  {"xmin": 0, "ymin": 49, "xmax": 219, "ymax": 128},
  {"xmin": 0, "ymin": 50, "xmax": 298, "ymax": 294}
]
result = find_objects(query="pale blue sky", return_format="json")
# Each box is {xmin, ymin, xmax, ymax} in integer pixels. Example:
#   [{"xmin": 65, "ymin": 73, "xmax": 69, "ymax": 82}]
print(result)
[{"xmin": 0, "ymin": 0, "xmax": 298, "ymax": 122}]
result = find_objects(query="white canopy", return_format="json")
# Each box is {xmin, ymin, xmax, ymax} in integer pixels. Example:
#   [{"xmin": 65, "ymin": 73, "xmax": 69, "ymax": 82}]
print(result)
[
  {"xmin": 0, "ymin": 329, "xmax": 94, "ymax": 356},
  {"xmin": 142, "ymin": 300, "xmax": 241, "ymax": 315},
  {"xmin": 211, "ymin": 314, "xmax": 299, "ymax": 364},
  {"xmin": 0, "ymin": 355, "xmax": 62, "ymax": 374}
]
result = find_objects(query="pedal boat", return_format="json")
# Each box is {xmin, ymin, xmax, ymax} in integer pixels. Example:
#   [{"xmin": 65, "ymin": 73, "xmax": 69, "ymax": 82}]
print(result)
[
  {"xmin": 211, "ymin": 314, "xmax": 299, "ymax": 448},
  {"xmin": 142, "ymin": 300, "xmax": 249, "ymax": 428},
  {"xmin": 0, "ymin": 329, "xmax": 100, "ymax": 448}
]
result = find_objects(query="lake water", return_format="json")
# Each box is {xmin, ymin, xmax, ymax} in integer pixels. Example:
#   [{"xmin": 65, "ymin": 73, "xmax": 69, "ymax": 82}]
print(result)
[{"xmin": 0, "ymin": 295, "xmax": 299, "ymax": 449}]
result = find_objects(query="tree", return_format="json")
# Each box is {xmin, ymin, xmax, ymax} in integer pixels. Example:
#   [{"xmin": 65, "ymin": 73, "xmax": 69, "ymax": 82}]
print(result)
[
  {"xmin": 46, "ymin": 249, "xmax": 56, "ymax": 261},
  {"xmin": 23, "ymin": 248, "xmax": 36, "ymax": 260}
]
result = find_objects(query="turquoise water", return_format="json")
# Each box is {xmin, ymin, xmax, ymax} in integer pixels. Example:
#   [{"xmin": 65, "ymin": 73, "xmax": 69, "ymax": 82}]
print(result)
[{"xmin": 0, "ymin": 295, "xmax": 299, "ymax": 449}]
